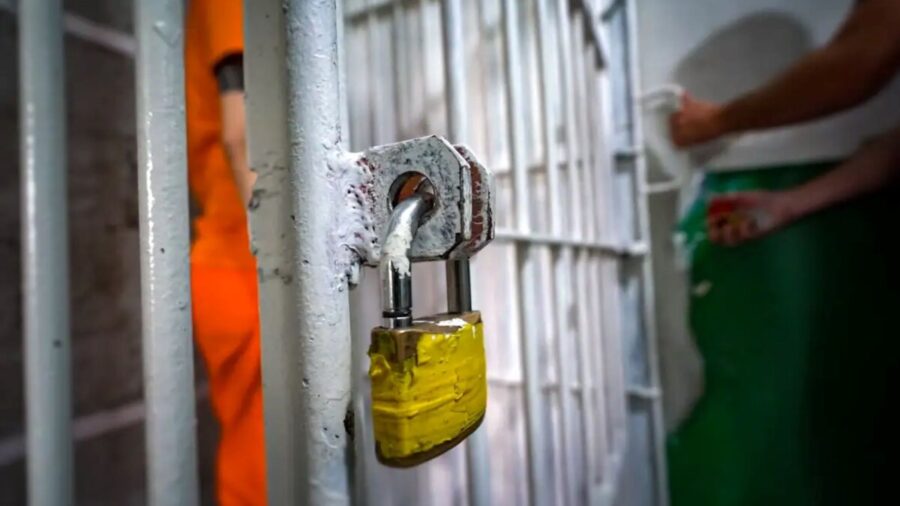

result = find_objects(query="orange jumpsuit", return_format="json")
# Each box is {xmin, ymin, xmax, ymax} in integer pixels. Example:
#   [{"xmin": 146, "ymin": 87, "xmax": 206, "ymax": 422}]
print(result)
[{"xmin": 185, "ymin": 2, "xmax": 266, "ymax": 504}]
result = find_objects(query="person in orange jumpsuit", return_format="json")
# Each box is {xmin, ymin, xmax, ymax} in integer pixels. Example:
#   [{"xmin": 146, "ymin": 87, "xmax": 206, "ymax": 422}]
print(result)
[{"xmin": 185, "ymin": 1, "xmax": 265, "ymax": 504}]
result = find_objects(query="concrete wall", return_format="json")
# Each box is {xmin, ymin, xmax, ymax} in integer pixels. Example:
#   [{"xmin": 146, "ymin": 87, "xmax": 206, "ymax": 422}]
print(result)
[{"xmin": 0, "ymin": 3, "xmax": 217, "ymax": 504}]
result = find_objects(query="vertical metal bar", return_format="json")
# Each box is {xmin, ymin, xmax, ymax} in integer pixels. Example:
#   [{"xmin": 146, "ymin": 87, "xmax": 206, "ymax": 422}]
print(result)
[
  {"xmin": 134, "ymin": 1, "xmax": 199, "ymax": 505},
  {"xmin": 243, "ymin": 0, "xmax": 298, "ymax": 503},
  {"xmin": 588, "ymin": 65, "xmax": 612, "ymax": 460},
  {"xmin": 588, "ymin": 256, "xmax": 607, "ymax": 485},
  {"xmin": 337, "ymin": 0, "xmax": 350, "ymax": 149},
  {"xmin": 19, "ymin": 0, "xmax": 72, "ymax": 504},
  {"xmin": 442, "ymin": 0, "xmax": 470, "ymax": 318},
  {"xmin": 392, "ymin": 0, "xmax": 410, "ymax": 139},
  {"xmin": 573, "ymin": 17, "xmax": 611, "ymax": 492},
  {"xmin": 555, "ymin": 0, "xmax": 583, "ymax": 239},
  {"xmin": 573, "ymin": 248, "xmax": 599, "ymax": 502},
  {"xmin": 502, "ymin": 1, "xmax": 549, "ymax": 505},
  {"xmin": 594, "ymin": 40, "xmax": 630, "ymax": 452},
  {"xmin": 441, "ymin": 1, "xmax": 492, "ymax": 504},
  {"xmin": 583, "ymin": 55, "xmax": 614, "ymax": 485},
  {"xmin": 588, "ymin": 50, "xmax": 610, "ymax": 247},
  {"xmin": 536, "ymin": 0, "xmax": 562, "ymax": 237},
  {"xmin": 367, "ymin": 9, "xmax": 387, "ymax": 145},
  {"xmin": 283, "ymin": 0, "xmax": 352, "ymax": 503},
  {"xmin": 501, "ymin": 0, "xmax": 530, "ymax": 231},
  {"xmin": 572, "ymin": 11, "xmax": 596, "ymax": 242},
  {"xmin": 557, "ymin": 0, "xmax": 591, "ymax": 500},
  {"xmin": 551, "ymin": 251, "xmax": 579, "ymax": 506},
  {"xmin": 535, "ymin": 1, "xmax": 578, "ymax": 505},
  {"xmin": 624, "ymin": 0, "xmax": 670, "ymax": 503},
  {"xmin": 419, "ymin": 0, "xmax": 435, "ymax": 134},
  {"xmin": 563, "ymin": 5, "xmax": 602, "ymax": 500},
  {"xmin": 591, "ymin": 64, "xmax": 627, "ymax": 459},
  {"xmin": 510, "ymin": 248, "xmax": 549, "ymax": 506},
  {"xmin": 337, "ymin": 3, "xmax": 365, "ymax": 504},
  {"xmin": 442, "ymin": 0, "xmax": 468, "ymax": 146}
]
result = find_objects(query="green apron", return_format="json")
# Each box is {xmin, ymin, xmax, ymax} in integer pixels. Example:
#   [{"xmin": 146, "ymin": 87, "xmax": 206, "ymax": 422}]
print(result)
[{"xmin": 667, "ymin": 161, "xmax": 900, "ymax": 506}]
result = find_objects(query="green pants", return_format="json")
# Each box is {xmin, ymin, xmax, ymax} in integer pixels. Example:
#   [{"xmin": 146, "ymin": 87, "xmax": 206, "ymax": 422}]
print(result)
[{"xmin": 667, "ymin": 161, "xmax": 900, "ymax": 506}]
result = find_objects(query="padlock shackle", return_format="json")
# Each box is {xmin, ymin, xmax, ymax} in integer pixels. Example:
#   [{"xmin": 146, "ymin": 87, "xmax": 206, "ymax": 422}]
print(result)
[{"xmin": 380, "ymin": 192, "xmax": 433, "ymax": 328}]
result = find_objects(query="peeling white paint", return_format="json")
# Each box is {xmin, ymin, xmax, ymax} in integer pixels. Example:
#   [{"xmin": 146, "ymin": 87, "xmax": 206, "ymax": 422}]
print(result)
[
  {"xmin": 380, "ymin": 222, "xmax": 414, "ymax": 278},
  {"xmin": 436, "ymin": 317, "xmax": 469, "ymax": 327},
  {"xmin": 328, "ymin": 150, "xmax": 378, "ymax": 286}
]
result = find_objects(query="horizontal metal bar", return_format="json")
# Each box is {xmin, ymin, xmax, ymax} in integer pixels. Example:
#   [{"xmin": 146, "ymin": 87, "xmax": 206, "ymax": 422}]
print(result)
[
  {"xmin": 62, "ymin": 11, "xmax": 135, "ymax": 55},
  {"xmin": 495, "ymin": 228, "xmax": 647, "ymax": 257},
  {"xmin": 626, "ymin": 385, "xmax": 662, "ymax": 400},
  {"xmin": 487, "ymin": 376, "xmax": 586, "ymax": 394},
  {"xmin": 614, "ymin": 146, "xmax": 641, "ymax": 160},
  {"xmin": 345, "ymin": 0, "xmax": 411, "ymax": 23},
  {"xmin": 0, "ymin": 1, "xmax": 135, "ymax": 56},
  {"xmin": 645, "ymin": 180, "xmax": 682, "ymax": 194},
  {"xmin": 0, "ymin": 385, "xmax": 211, "ymax": 467},
  {"xmin": 491, "ymin": 155, "xmax": 589, "ymax": 176}
]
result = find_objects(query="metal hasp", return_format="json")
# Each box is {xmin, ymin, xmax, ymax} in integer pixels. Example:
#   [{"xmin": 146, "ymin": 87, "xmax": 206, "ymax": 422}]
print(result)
[
  {"xmin": 360, "ymin": 136, "xmax": 494, "ymax": 328},
  {"xmin": 19, "ymin": 0, "xmax": 73, "ymax": 504},
  {"xmin": 134, "ymin": 0, "xmax": 199, "ymax": 505},
  {"xmin": 360, "ymin": 135, "xmax": 494, "ymax": 264}
]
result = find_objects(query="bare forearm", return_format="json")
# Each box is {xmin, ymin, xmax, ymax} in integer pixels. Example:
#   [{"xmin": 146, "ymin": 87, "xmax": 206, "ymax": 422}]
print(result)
[
  {"xmin": 716, "ymin": 0, "xmax": 900, "ymax": 136},
  {"xmin": 786, "ymin": 127, "xmax": 900, "ymax": 219},
  {"xmin": 720, "ymin": 49, "xmax": 873, "ymax": 133},
  {"xmin": 219, "ymin": 90, "xmax": 255, "ymax": 205},
  {"xmin": 224, "ymin": 139, "xmax": 254, "ymax": 205}
]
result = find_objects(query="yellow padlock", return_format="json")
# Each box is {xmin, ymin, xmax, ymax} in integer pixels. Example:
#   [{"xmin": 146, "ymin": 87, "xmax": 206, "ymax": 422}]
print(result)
[{"xmin": 368, "ymin": 311, "xmax": 487, "ymax": 467}]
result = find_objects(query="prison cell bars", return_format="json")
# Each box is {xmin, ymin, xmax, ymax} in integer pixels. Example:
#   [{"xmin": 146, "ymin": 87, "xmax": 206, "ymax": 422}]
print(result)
[
  {"xmin": 14, "ymin": 1, "xmax": 202, "ymax": 503},
  {"xmin": 14, "ymin": 0, "xmax": 663, "ymax": 504},
  {"xmin": 319, "ymin": 0, "xmax": 657, "ymax": 504},
  {"xmin": 492, "ymin": 0, "xmax": 642, "ymax": 503}
]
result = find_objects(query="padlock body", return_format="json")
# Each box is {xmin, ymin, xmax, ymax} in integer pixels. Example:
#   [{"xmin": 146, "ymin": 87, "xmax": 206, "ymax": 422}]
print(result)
[{"xmin": 368, "ymin": 311, "xmax": 487, "ymax": 467}]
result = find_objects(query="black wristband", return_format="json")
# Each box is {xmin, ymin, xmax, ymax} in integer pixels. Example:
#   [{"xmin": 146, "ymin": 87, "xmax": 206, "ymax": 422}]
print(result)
[{"xmin": 214, "ymin": 53, "xmax": 244, "ymax": 92}]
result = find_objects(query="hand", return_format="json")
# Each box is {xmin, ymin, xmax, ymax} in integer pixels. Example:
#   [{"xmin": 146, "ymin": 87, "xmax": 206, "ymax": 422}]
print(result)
[
  {"xmin": 669, "ymin": 93, "xmax": 726, "ymax": 148},
  {"xmin": 706, "ymin": 191, "xmax": 797, "ymax": 246}
]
